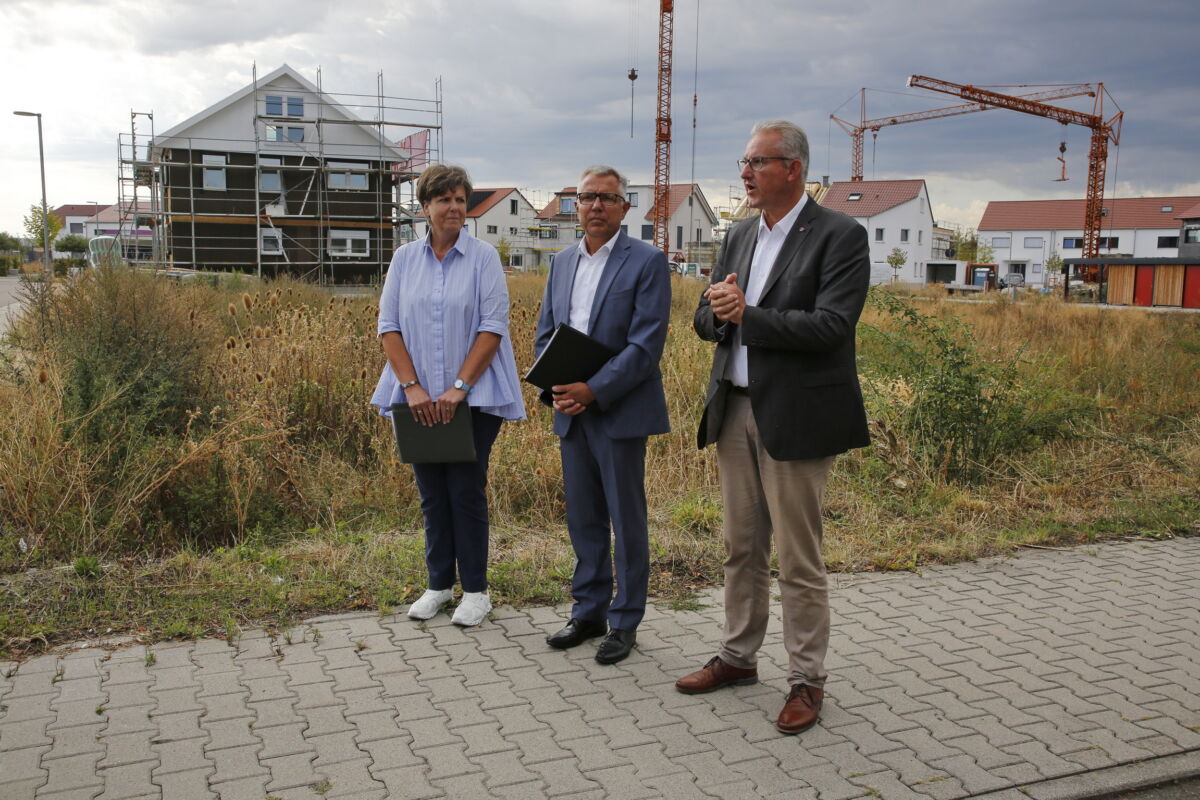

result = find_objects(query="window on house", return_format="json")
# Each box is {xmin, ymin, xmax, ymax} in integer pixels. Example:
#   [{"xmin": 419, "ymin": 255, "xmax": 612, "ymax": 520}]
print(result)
[
  {"xmin": 69, "ymin": 222, "xmax": 83, "ymax": 234},
  {"xmin": 918, "ymin": 230, "xmax": 923, "ymax": 244},
  {"xmin": 327, "ymin": 162, "xmax": 368, "ymax": 190},
  {"xmin": 874, "ymin": 228, "xmax": 884, "ymax": 242},
  {"xmin": 641, "ymin": 224, "xmax": 654, "ymax": 240},
  {"xmin": 688, "ymin": 196, "xmax": 693, "ymax": 207},
  {"xmin": 900, "ymin": 229, "xmax": 910, "ymax": 243},
  {"xmin": 486, "ymin": 225, "xmax": 498, "ymax": 234},
  {"xmin": 627, "ymin": 192, "xmax": 638, "ymax": 207},
  {"xmin": 259, "ymin": 157, "xmax": 281, "ymax": 193},
  {"xmin": 510, "ymin": 199, "xmax": 518, "ymax": 215},
  {"xmin": 287, "ymin": 97, "xmax": 304, "ymax": 117},
  {"xmin": 676, "ymin": 226, "xmax": 683, "ymax": 249},
  {"xmin": 848, "ymin": 192, "xmax": 862, "ymax": 201},
  {"xmin": 509, "ymin": 227, "xmax": 518, "ymax": 235},
  {"xmin": 260, "ymin": 230, "xmax": 283, "ymax": 254},
  {"xmin": 622, "ymin": 225, "xmax": 629, "ymax": 235},
  {"xmin": 265, "ymin": 95, "xmax": 283, "ymax": 116},
  {"xmin": 992, "ymin": 236, "xmax": 1011, "ymax": 248},
  {"xmin": 328, "ymin": 229, "xmax": 369, "ymax": 256},
  {"xmin": 1100, "ymin": 236, "xmax": 1120, "ymax": 249},
  {"xmin": 1158, "ymin": 236, "xmax": 1180, "ymax": 248},
  {"xmin": 202, "ymin": 154, "xmax": 226, "ymax": 190},
  {"xmin": 1184, "ymin": 226, "xmax": 1200, "ymax": 244},
  {"xmin": 1063, "ymin": 237, "xmax": 1084, "ymax": 249},
  {"xmin": 1161, "ymin": 205, "xmax": 1174, "ymax": 213},
  {"xmin": 286, "ymin": 127, "xmax": 304, "ymax": 143},
  {"xmin": 1024, "ymin": 236, "xmax": 1044, "ymax": 248},
  {"xmin": 574, "ymin": 228, "xmax": 583, "ymax": 239},
  {"xmin": 560, "ymin": 197, "xmax": 575, "ymax": 214},
  {"xmin": 510, "ymin": 253, "xmax": 523, "ymax": 267},
  {"xmin": 533, "ymin": 228, "xmax": 558, "ymax": 240}
]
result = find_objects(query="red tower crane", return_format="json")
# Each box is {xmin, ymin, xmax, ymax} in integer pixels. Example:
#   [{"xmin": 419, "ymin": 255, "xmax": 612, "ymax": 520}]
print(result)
[
  {"xmin": 831, "ymin": 84, "xmax": 1097, "ymax": 182},
  {"xmin": 651, "ymin": 0, "xmax": 674, "ymax": 258},
  {"xmin": 906, "ymin": 75, "xmax": 1123, "ymax": 263}
]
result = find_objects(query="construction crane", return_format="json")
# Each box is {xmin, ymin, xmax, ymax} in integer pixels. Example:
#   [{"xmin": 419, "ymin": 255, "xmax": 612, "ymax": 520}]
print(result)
[
  {"xmin": 906, "ymin": 75, "xmax": 1123, "ymax": 264},
  {"xmin": 651, "ymin": 0, "xmax": 673, "ymax": 259},
  {"xmin": 831, "ymin": 84, "xmax": 1097, "ymax": 182}
]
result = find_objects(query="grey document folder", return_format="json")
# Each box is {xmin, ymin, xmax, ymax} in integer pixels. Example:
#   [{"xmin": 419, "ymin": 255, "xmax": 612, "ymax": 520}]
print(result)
[
  {"xmin": 389, "ymin": 403, "xmax": 476, "ymax": 463},
  {"xmin": 524, "ymin": 324, "xmax": 617, "ymax": 391}
]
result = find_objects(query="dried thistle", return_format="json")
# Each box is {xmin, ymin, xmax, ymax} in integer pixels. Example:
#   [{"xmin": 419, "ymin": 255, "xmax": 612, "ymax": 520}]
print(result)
[
  {"xmin": 225, "ymin": 337, "xmax": 236, "ymax": 350},
  {"xmin": 228, "ymin": 303, "xmax": 237, "ymax": 316},
  {"xmin": 38, "ymin": 369, "xmax": 49, "ymax": 384},
  {"xmin": 242, "ymin": 293, "xmax": 253, "ymax": 310}
]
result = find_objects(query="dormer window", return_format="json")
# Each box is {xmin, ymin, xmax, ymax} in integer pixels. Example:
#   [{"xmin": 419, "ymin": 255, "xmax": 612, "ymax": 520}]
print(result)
[
  {"xmin": 848, "ymin": 192, "xmax": 862, "ymax": 201},
  {"xmin": 1161, "ymin": 205, "xmax": 1174, "ymax": 213},
  {"xmin": 560, "ymin": 197, "xmax": 575, "ymax": 214}
]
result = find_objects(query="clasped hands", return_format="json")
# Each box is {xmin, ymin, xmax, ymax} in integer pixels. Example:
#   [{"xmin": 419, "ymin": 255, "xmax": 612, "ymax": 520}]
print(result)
[
  {"xmin": 405, "ymin": 385, "xmax": 467, "ymax": 427},
  {"xmin": 705, "ymin": 273, "xmax": 745, "ymax": 324},
  {"xmin": 551, "ymin": 382, "xmax": 594, "ymax": 416}
]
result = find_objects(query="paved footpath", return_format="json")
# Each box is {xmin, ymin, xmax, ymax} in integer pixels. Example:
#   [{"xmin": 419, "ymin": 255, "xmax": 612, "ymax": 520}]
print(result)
[{"xmin": 2, "ymin": 537, "xmax": 1198, "ymax": 800}]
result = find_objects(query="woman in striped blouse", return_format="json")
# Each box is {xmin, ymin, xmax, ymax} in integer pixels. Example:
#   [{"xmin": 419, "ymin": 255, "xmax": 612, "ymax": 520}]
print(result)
[{"xmin": 371, "ymin": 164, "xmax": 525, "ymax": 627}]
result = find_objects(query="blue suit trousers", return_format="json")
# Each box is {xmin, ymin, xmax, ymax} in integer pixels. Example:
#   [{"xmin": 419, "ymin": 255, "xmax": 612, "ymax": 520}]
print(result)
[{"xmin": 559, "ymin": 414, "xmax": 649, "ymax": 632}]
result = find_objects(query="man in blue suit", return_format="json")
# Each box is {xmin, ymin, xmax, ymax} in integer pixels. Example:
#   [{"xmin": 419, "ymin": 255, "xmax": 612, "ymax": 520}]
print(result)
[{"xmin": 535, "ymin": 165, "xmax": 671, "ymax": 664}]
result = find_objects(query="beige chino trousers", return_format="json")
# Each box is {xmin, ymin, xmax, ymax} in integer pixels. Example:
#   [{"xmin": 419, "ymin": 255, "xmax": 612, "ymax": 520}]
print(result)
[{"xmin": 716, "ymin": 390, "xmax": 834, "ymax": 688}]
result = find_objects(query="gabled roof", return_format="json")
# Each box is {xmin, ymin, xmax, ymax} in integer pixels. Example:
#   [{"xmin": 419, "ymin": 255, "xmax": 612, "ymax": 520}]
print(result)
[
  {"xmin": 1175, "ymin": 202, "xmax": 1200, "ymax": 221},
  {"xmin": 643, "ymin": 184, "xmax": 717, "ymax": 225},
  {"xmin": 152, "ymin": 63, "xmax": 408, "ymax": 161},
  {"xmin": 821, "ymin": 180, "xmax": 927, "ymax": 217},
  {"xmin": 537, "ymin": 188, "xmax": 578, "ymax": 220},
  {"xmin": 979, "ymin": 196, "xmax": 1200, "ymax": 231},
  {"xmin": 467, "ymin": 188, "xmax": 516, "ymax": 218},
  {"xmin": 53, "ymin": 204, "xmax": 110, "ymax": 220}
]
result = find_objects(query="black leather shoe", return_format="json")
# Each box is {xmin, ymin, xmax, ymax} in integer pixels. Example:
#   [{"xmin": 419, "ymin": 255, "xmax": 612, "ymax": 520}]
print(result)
[
  {"xmin": 546, "ymin": 618, "xmax": 607, "ymax": 650},
  {"xmin": 595, "ymin": 629, "xmax": 636, "ymax": 664}
]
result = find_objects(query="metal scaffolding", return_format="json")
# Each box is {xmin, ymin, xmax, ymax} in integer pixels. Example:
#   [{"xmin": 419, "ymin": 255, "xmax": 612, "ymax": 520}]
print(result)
[{"xmin": 116, "ymin": 67, "xmax": 442, "ymax": 284}]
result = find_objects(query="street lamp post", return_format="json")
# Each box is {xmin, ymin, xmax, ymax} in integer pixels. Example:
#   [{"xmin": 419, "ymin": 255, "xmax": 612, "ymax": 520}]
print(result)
[{"xmin": 13, "ymin": 110, "xmax": 52, "ymax": 280}]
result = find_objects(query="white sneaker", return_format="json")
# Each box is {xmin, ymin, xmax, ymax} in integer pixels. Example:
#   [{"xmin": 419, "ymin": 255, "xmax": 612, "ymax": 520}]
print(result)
[
  {"xmin": 407, "ymin": 588, "xmax": 453, "ymax": 620},
  {"xmin": 451, "ymin": 591, "xmax": 492, "ymax": 627}
]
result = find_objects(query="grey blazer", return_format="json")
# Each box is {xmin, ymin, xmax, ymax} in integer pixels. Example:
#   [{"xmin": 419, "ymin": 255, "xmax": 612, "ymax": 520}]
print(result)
[{"xmin": 694, "ymin": 199, "xmax": 871, "ymax": 461}]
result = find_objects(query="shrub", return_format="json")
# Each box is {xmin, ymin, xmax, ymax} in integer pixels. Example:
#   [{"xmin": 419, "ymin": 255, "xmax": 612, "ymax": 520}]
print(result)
[{"xmin": 0, "ymin": 254, "xmax": 20, "ymax": 276}]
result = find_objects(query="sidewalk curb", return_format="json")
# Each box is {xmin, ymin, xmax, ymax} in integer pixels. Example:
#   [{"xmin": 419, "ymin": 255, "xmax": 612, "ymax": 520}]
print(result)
[{"xmin": 970, "ymin": 750, "xmax": 1200, "ymax": 799}]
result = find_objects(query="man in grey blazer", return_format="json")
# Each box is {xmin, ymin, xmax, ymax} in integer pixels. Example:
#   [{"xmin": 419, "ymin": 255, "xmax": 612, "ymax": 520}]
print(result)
[
  {"xmin": 675, "ymin": 121, "xmax": 870, "ymax": 734},
  {"xmin": 535, "ymin": 165, "xmax": 671, "ymax": 665}
]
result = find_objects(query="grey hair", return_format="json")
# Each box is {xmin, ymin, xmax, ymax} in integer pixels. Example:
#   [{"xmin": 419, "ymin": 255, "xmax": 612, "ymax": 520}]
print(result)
[
  {"xmin": 579, "ymin": 165, "xmax": 629, "ymax": 195},
  {"xmin": 751, "ymin": 120, "xmax": 809, "ymax": 184}
]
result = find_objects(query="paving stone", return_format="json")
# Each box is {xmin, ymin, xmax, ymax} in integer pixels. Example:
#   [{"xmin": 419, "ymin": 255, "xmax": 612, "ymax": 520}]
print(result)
[
  {"xmin": 307, "ymin": 730, "xmax": 365, "ymax": 766},
  {"xmin": 207, "ymin": 743, "xmax": 268, "ymax": 784},
  {"xmin": 151, "ymin": 736, "xmax": 212, "ymax": 776},
  {"xmin": 200, "ymin": 716, "xmax": 258, "ymax": 752},
  {"xmin": 471, "ymin": 749, "xmax": 542, "ymax": 787},
  {"xmin": 414, "ymin": 742, "xmax": 473, "ymax": 780},
  {"xmin": 262, "ymin": 752, "xmax": 321, "ymax": 792},
  {"xmin": 359, "ymin": 735, "xmax": 423, "ymax": 772},
  {"xmin": 37, "ymin": 752, "xmax": 103, "ymax": 795},
  {"xmin": 44, "ymin": 721, "xmax": 106, "ymax": 759},
  {"xmin": 928, "ymin": 753, "xmax": 1009, "ymax": 795},
  {"xmin": 207, "ymin": 775, "xmax": 271, "ymax": 800},
  {"xmin": 152, "ymin": 766, "xmax": 216, "ymax": 799},
  {"xmin": 94, "ymin": 759, "xmax": 156, "ymax": 800},
  {"xmin": 524, "ymin": 757, "xmax": 602, "ymax": 796}
]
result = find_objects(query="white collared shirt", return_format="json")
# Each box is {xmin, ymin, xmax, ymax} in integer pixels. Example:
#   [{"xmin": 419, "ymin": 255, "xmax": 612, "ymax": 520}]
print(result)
[
  {"xmin": 568, "ymin": 231, "xmax": 620, "ymax": 333},
  {"xmin": 726, "ymin": 193, "xmax": 808, "ymax": 387}
]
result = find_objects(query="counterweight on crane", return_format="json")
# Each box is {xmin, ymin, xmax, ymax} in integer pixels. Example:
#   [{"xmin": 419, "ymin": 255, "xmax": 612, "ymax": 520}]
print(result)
[
  {"xmin": 907, "ymin": 75, "xmax": 1123, "ymax": 264},
  {"xmin": 831, "ymin": 84, "xmax": 1097, "ymax": 182},
  {"xmin": 652, "ymin": 0, "xmax": 673, "ymax": 258}
]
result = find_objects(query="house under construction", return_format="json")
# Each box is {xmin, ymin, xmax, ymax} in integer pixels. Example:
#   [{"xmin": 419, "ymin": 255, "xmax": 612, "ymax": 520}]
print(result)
[{"xmin": 119, "ymin": 64, "xmax": 441, "ymax": 283}]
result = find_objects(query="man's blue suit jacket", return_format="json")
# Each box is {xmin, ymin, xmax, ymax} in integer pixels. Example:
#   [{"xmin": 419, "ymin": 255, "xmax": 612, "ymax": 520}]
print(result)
[{"xmin": 534, "ymin": 231, "xmax": 671, "ymax": 440}]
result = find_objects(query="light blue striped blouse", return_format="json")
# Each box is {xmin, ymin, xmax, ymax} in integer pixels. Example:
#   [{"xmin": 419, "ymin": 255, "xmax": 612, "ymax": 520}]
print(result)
[{"xmin": 370, "ymin": 230, "xmax": 526, "ymax": 421}]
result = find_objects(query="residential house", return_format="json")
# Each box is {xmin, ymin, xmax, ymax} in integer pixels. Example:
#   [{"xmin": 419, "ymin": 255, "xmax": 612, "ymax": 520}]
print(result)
[
  {"xmin": 413, "ymin": 188, "xmax": 540, "ymax": 270},
  {"xmin": 83, "ymin": 203, "xmax": 154, "ymax": 260},
  {"xmin": 820, "ymin": 180, "xmax": 935, "ymax": 284},
  {"xmin": 51, "ymin": 204, "xmax": 111, "ymax": 242},
  {"xmin": 149, "ymin": 64, "xmax": 413, "ymax": 281},
  {"xmin": 977, "ymin": 196, "xmax": 1200, "ymax": 286},
  {"xmin": 1179, "ymin": 202, "xmax": 1200, "ymax": 261}
]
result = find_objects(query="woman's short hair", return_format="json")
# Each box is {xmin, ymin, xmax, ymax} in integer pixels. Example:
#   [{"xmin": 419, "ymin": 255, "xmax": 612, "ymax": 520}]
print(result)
[
  {"xmin": 417, "ymin": 164, "xmax": 473, "ymax": 207},
  {"xmin": 751, "ymin": 120, "xmax": 809, "ymax": 184}
]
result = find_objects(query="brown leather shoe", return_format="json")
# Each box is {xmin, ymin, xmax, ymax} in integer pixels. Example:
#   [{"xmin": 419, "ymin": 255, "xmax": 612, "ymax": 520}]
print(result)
[
  {"xmin": 776, "ymin": 684, "xmax": 823, "ymax": 734},
  {"xmin": 675, "ymin": 656, "xmax": 758, "ymax": 694}
]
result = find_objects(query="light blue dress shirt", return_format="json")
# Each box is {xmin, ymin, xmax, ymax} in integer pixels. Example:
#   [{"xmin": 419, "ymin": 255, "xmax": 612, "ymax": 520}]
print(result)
[{"xmin": 371, "ymin": 229, "xmax": 526, "ymax": 421}]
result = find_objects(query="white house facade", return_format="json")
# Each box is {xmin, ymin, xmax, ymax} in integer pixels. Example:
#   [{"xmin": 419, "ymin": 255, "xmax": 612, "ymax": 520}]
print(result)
[
  {"xmin": 977, "ymin": 196, "xmax": 1200, "ymax": 286},
  {"xmin": 820, "ymin": 180, "xmax": 935, "ymax": 284}
]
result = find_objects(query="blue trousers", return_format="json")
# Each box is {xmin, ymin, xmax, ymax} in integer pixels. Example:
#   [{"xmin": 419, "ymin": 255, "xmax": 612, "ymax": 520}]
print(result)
[
  {"xmin": 411, "ymin": 409, "xmax": 502, "ymax": 593},
  {"xmin": 559, "ymin": 416, "xmax": 649, "ymax": 632}
]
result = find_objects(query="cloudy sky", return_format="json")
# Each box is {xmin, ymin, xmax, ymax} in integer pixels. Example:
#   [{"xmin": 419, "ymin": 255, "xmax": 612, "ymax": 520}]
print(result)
[{"xmin": 2, "ymin": 0, "xmax": 1198, "ymax": 237}]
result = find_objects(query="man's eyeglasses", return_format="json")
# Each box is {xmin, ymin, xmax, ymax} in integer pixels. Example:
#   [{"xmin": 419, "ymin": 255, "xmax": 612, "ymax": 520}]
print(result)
[
  {"xmin": 577, "ymin": 192, "xmax": 625, "ymax": 207},
  {"xmin": 737, "ymin": 156, "xmax": 793, "ymax": 172}
]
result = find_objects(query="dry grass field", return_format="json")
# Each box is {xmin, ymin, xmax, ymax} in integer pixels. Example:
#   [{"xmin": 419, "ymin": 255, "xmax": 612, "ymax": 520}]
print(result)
[{"xmin": 0, "ymin": 269, "xmax": 1196, "ymax": 656}]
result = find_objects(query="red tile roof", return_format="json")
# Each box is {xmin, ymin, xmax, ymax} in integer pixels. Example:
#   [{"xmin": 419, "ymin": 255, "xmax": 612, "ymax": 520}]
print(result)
[
  {"xmin": 1176, "ymin": 202, "xmax": 1200, "ymax": 221},
  {"xmin": 821, "ymin": 180, "xmax": 926, "ymax": 217},
  {"xmin": 979, "ymin": 196, "xmax": 1200, "ymax": 231},
  {"xmin": 643, "ymin": 184, "xmax": 711, "ymax": 222},
  {"xmin": 52, "ymin": 203, "xmax": 110, "ymax": 220},
  {"xmin": 466, "ymin": 188, "xmax": 516, "ymax": 218},
  {"xmin": 536, "ymin": 188, "xmax": 578, "ymax": 220}
]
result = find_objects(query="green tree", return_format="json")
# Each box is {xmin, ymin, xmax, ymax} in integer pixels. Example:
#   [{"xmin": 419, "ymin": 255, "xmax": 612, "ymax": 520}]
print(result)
[
  {"xmin": 0, "ymin": 231, "xmax": 21, "ymax": 252},
  {"xmin": 886, "ymin": 247, "xmax": 907, "ymax": 283},
  {"xmin": 1045, "ymin": 251, "xmax": 1064, "ymax": 283},
  {"xmin": 57, "ymin": 234, "xmax": 89, "ymax": 254},
  {"xmin": 23, "ymin": 204, "xmax": 62, "ymax": 252},
  {"xmin": 950, "ymin": 227, "xmax": 996, "ymax": 264},
  {"xmin": 496, "ymin": 236, "xmax": 511, "ymax": 267}
]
